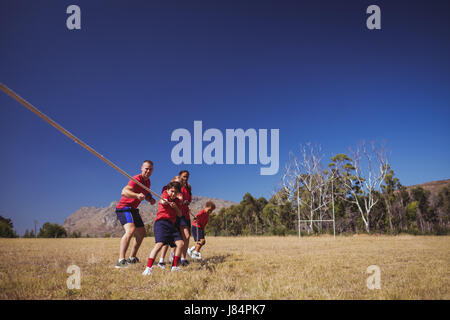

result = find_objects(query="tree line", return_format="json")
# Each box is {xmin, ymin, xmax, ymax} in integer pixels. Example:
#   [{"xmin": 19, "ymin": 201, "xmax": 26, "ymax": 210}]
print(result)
[
  {"xmin": 206, "ymin": 182, "xmax": 450, "ymax": 236},
  {"xmin": 2, "ymin": 142, "xmax": 448, "ymax": 238},
  {"xmin": 0, "ymin": 219, "xmax": 82, "ymax": 238},
  {"xmin": 207, "ymin": 143, "xmax": 450, "ymax": 236}
]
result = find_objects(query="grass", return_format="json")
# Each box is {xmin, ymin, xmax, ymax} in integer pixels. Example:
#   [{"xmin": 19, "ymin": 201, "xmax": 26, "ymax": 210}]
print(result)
[{"xmin": 0, "ymin": 235, "xmax": 448, "ymax": 299}]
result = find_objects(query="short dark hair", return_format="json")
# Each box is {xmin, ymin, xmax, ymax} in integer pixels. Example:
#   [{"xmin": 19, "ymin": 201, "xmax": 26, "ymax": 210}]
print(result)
[
  {"xmin": 166, "ymin": 181, "xmax": 181, "ymax": 192},
  {"xmin": 179, "ymin": 170, "xmax": 189, "ymax": 176},
  {"xmin": 143, "ymin": 160, "xmax": 154, "ymax": 166},
  {"xmin": 205, "ymin": 201, "xmax": 216, "ymax": 210}
]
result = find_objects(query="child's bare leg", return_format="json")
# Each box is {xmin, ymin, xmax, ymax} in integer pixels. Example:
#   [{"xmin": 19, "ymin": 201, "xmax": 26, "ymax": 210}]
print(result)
[
  {"xmin": 160, "ymin": 244, "xmax": 169, "ymax": 261},
  {"xmin": 180, "ymin": 226, "xmax": 190, "ymax": 259},
  {"xmin": 174, "ymin": 240, "xmax": 184, "ymax": 257},
  {"xmin": 149, "ymin": 243, "xmax": 164, "ymax": 261},
  {"xmin": 144, "ymin": 243, "xmax": 164, "ymax": 273},
  {"xmin": 195, "ymin": 239, "xmax": 206, "ymax": 252},
  {"xmin": 172, "ymin": 239, "xmax": 184, "ymax": 267}
]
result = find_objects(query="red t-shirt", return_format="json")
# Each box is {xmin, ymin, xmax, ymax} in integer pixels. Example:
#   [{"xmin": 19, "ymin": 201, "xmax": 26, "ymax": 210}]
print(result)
[
  {"xmin": 155, "ymin": 190, "xmax": 182, "ymax": 224},
  {"xmin": 181, "ymin": 185, "xmax": 192, "ymax": 220},
  {"xmin": 116, "ymin": 175, "xmax": 151, "ymax": 209},
  {"xmin": 192, "ymin": 209, "xmax": 210, "ymax": 230}
]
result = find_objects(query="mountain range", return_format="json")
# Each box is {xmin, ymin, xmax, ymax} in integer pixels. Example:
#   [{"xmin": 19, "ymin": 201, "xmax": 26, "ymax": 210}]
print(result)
[{"xmin": 63, "ymin": 195, "xmax": 237, "ymax": 237}]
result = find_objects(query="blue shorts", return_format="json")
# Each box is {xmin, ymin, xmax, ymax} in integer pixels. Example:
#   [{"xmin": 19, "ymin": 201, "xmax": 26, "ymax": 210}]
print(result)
[
  {"xmin": 154, "ymin": 219, "xmax": 182, "ymax": 248},
  {"xmin": 115, "ymin": 207, "xmax": 144, "ymax": 228},
  {"xmin": 176, "ymin": 216, "xmax": 191, "ymax": 233},
  {"xmin": 192, "ymin": 225, "xmax": 205, "ymax": 242}
]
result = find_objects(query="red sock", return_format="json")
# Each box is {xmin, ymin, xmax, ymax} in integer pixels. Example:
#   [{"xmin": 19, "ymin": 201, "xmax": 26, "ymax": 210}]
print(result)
[
  {"xmin": 172, "ymin": 256, "xmax": 180, "ymax": 267},
  {"xmin": 147, "ymin": 258, "xmax": 154, "ymax": 268}
]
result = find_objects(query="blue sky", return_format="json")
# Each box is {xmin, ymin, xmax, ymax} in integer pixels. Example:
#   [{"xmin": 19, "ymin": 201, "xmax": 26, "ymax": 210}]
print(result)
[{"xmin": 1, "ymin": 0, "xmax": 449, "ymax": 235}]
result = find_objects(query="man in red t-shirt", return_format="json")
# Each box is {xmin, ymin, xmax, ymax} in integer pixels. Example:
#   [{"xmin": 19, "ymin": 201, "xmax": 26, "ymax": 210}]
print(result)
[{"xmin": 115, "ymin": 160, "xmax": 156, "ymax": 268}]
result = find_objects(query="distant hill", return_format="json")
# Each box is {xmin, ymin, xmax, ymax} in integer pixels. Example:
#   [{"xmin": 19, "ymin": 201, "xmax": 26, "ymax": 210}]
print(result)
[
  {"xmin": 406, "ymin": 179, "xmax": 450, "ymax": 194},
  {"xmin": 63, "ymin": 196, "xmax": 237, "ymax": 237}
]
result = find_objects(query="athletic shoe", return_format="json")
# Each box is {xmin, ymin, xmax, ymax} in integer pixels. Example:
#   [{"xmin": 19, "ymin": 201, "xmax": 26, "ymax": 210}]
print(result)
[
  {"xmin": 187, "ymin": 247, "xmax": 193, "ymax": 258},
  {"xmin": 192, "ymin": 251, "xmax": 202, "ymax": 260},
  {"xmin": 157, "ymin": 262, "xmax": 166, "ymax": 269},
  {"xmin": 180, "ymin": 259, "xmax": 190, "ymax": 267},
  {"xmin": 115, "ymin": 259, "xmax": 129, "ymax": 268},
  {"xmin": 127, "ymin": 257, "xmax": 140, "ymax": 264},
  {"xmin": 169, "ymin": 252, "xmax": 174, "ymax": 263},
  {"xmin": 171, "ymin": 266, "xmax": 182, "ymax": 272},
  {"xmin": 142, "ymin": 267, "xmax": 153, "ymax": 275}
]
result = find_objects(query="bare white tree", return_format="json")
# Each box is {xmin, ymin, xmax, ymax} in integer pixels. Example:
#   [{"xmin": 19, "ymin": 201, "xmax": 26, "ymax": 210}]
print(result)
[
  {"xmin": 341, "ymin": 141, "xmax": 389, "ymax": 233},
  {"xmin": 280, "ymin": 143, "xmax": 336, "ymax": 236}
]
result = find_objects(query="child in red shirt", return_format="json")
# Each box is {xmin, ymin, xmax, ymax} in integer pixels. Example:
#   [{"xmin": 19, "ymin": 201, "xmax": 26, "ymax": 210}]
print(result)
[
  {"xmin": 158, "ymin": 176, "xmax": 183, "ymax": 269},
  {"xmin": 142, "ymin": 181, "xmax": 184, "ymax": 275},
  {"xmin": 188, "ymin": 201, "xmax": 216, "ymax": 260},
  {"xmin": 165, "ymin": 171, "xmax": 193, "ymax": 267}
]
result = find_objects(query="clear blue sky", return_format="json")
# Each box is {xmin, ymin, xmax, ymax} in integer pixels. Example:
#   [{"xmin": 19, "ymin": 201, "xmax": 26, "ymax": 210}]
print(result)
[{"xmin": 1, "ymin": 0, "xmax": 449, "ymax": 235}]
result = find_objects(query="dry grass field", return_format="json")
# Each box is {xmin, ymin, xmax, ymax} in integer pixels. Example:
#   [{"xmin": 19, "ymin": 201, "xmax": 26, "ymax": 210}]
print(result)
[{"xmin": 0, "ymin": 235, "xmax": 448, "ymax": 300}]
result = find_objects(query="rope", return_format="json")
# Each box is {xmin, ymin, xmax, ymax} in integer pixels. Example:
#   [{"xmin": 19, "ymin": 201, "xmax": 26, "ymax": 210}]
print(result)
[{"xmin": 0, "ymin": 83, "xmax": 162, "ymax": 200}]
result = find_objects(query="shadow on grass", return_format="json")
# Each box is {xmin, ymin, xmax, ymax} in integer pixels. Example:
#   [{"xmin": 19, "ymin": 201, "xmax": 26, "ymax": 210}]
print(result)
[{"xmin": 192, "ymin": 254, "xmax": 232, "ymax": 272}]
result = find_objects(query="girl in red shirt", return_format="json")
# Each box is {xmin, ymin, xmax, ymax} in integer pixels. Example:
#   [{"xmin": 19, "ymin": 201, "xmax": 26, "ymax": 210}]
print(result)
[{"xmin": 177, "ymin": 170, "xmax": 192, "ymax": 266}]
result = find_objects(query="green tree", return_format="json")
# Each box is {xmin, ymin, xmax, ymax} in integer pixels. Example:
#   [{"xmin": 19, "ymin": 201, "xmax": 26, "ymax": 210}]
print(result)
[
  {"xmin": 207, "ymin": 208, "xmax": 228, "ymax": 236},
  {"xmin": 380, "ymin": 166, "xmax": 403, "ymax": 234},
  {"xmin": 261, "ymin": 202, "xmax": 289, "ymax": 235},
  {"xmin": 436, "ymin": 183, "xmax": 450, "ymax": 234},
  {"xmin": 410, "ymin": 187, "xmax": 433, "ymax": 233},
  {"xmin": 69, "ymin": 231, "xmax": 82, "ymax": 238},
  {"xmin": 0, "ymin": 216, "xmax": 18, "ymax": 238},
  {"xmin": 37, "ymin": 222, "xmax": 67, "ymax": 238},
  {"xmin": 335, "ymin": 142, "xmax": 389, "ymax": 233},
  {"xmin": 437, "ymin": 183, "xmax": 450, "ymax": 213}
]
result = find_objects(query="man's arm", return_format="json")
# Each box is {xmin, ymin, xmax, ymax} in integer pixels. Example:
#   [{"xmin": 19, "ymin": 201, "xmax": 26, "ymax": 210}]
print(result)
[{"xmin": 121, "ymin": 185, "xmax": 145, "ymax": 201}]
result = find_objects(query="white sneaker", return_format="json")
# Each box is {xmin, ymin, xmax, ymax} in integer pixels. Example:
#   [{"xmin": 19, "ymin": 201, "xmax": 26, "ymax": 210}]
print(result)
[
  {"xmin": 187, "ymin": 247, "xmax": 193, "ymax": 258},
  {"xmin": 192, "ymin": 251, "xmax": 202, "ymax": 260},
  {"xmin": 142, "ymin": 266, "xmax": 153, "ymax": 275},
  {"xmin": 169, "ymin": 252, "xmax": 174, "ymax": 263},
  {"xmin": 171, "ymin": 266, "xmax": 182, "ymax": 272}
]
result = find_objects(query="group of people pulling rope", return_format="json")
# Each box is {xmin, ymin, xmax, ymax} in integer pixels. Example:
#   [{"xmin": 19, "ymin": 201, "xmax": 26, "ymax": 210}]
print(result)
[
  {"xmin": 0, "ymin": 84, "xmax": 215, "ymax": 275},
  {"xmin": 115, "ymin": 161, "xmax": 215, "ymax": 274}
]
